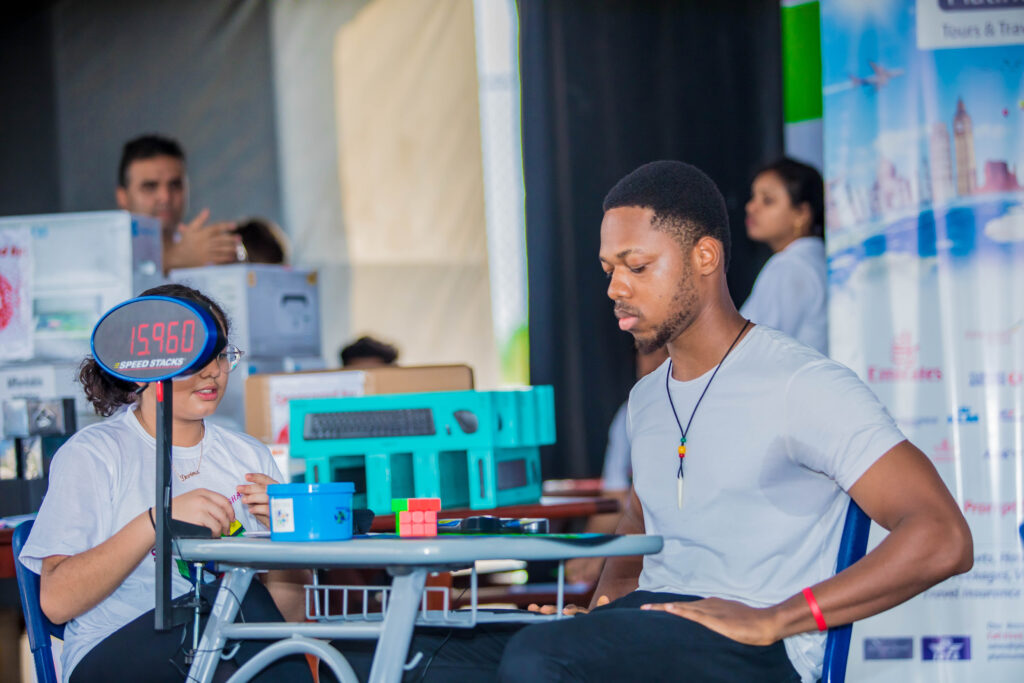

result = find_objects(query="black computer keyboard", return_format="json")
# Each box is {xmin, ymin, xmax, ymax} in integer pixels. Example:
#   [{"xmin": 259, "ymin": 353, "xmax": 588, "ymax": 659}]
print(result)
[{"xmin": 303, "ymin": 408, "xmax": 436, "ymax": 440}]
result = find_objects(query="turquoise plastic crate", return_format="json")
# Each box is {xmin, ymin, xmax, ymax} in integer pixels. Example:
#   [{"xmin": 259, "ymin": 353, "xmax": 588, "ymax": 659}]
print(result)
[{"xmin": 289, "ymin": 387, "xmax": 555, "ymax": 514}]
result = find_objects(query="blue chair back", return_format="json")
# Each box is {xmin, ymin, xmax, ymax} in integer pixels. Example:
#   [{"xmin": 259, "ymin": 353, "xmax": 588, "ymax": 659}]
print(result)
[
  {"xmin": 12, "ymin": 520, "xmax": 65, "ymax": 683},
  {"xmin": 820, "ymin": 500, "xmax": 871, "ymax": 683}
]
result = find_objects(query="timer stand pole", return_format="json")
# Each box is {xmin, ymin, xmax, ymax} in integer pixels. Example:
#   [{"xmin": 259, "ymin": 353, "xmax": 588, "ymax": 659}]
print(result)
[
  {"xmin": 154, "ymin": 378, "xmax": 214, "ymax": 630},
  {"xmin": 155, "ymin": 378, "xmax": 174, "ymax": 629}
]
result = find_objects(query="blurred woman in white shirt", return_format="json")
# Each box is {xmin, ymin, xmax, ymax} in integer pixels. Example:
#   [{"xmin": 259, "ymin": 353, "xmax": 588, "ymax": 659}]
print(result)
[{"xmin": 740, "ymin": 158, "xmax": 828, "ymax": 354}]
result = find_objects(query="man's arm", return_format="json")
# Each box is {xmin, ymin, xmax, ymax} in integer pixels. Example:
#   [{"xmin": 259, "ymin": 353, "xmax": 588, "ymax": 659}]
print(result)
[
  {"xmin": 643, "ymin": 441, "xmax": 973, "ymax": 645},
  {"xmin": 591, "ymin": 486, "xmax": 646, "ymax": 608},
  {"xmin": 566, "ymin": 489, "xmax": 629, "ymax": 584}
]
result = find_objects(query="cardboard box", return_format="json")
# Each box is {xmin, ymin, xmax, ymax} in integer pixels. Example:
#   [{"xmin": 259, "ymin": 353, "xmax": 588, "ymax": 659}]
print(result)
[
  {"xmin": 208, "ymin": 356, "xmax": 324, "ymax": 434},
  {"xmin": 245, "ymin": 364, "xmax": 474, "ymax": 443}
]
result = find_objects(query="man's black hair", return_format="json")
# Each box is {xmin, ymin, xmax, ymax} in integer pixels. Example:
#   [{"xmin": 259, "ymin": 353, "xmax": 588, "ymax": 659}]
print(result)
[
  {"xmin": 118, "ymin": 134, "xmax": 186, "ymax": 187},
  {"xmin": 602, "ymin": 160, "xmax": 731, "ymax": 270},
  {"xmin": 340, "ymin": 336, "xmax": 399, "ymax": 367}
]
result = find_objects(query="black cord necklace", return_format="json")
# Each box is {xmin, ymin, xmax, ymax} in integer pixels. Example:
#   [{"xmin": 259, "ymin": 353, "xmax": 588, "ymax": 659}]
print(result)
[{"xmin": 665, "ymin": 319, "xmax": 750, "ymax": 508}]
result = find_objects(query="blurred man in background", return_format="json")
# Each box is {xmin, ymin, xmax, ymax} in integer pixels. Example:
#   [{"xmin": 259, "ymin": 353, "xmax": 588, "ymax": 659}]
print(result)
[{"xmin": 116, "ymin": 134, "xmax": 241, "ymax": 273}]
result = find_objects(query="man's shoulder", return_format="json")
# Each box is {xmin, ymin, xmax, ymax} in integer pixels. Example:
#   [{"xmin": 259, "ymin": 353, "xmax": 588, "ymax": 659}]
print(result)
[
  {"xmin": 738, "ymin": 323, "xmax": 819, "ymax": 364},
  {"xmin": 629, "ymin": 357, "xmax": 670, "ymax": 403},
  {"xmin": 626, "ymin": 327, "xmax": 860, "ymax": 402},
  {"xmin": 746, "ymin": 328, "xmax": 886, "ymax": 418},
  {"xmin": 736, "ymin": 326, "xmax": 865, "ymax": 399},
  {"xmin": 628, "ymin": 328, "xmax": 832, "ymax": 391}
]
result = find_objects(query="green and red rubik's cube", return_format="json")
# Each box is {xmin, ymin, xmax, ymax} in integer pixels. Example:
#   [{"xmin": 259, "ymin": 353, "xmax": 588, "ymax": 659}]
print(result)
[{"xmin": 392, "ymin": 497, "xmax": 441, "ymax": 537}]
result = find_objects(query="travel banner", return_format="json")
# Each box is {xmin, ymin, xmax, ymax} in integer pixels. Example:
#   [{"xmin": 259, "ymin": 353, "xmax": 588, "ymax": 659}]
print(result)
[{"xmin": 821, "ymin": 0, "xmax": 1024, "ymax": 680}]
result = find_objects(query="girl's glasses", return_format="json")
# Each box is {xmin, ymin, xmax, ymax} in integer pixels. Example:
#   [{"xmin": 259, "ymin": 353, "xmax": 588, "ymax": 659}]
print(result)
[
  {"xmin": 168, "ymin": 344, "xmax": 245, "ymax": 382},
  {"xmin": 217, "ymin": 345, "xmax": 245, "ymax": 373}
]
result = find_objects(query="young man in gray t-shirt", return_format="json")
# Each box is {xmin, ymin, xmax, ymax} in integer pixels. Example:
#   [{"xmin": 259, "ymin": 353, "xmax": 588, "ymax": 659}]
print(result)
[{"xmin": 335, "ymin": 161, "xmax": 973, "ymax": 683}]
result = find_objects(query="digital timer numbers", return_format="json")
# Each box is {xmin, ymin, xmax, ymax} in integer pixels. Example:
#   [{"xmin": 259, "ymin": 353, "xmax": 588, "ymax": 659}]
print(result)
[{"xmin": 128, "ymin": 320, "xmax": 197, "ymax": 357}]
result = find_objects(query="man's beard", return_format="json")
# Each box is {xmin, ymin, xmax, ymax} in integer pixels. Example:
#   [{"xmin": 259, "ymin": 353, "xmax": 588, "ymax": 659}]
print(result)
[{"xmin": 633, "ymin": 277, "xmax": 698, "ymax": 354}]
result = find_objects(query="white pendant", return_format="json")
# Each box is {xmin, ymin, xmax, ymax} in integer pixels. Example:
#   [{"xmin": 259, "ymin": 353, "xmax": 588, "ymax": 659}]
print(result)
[{"xmin": 677, "ymin": 477, "xmax": 684, "ymax": 509}]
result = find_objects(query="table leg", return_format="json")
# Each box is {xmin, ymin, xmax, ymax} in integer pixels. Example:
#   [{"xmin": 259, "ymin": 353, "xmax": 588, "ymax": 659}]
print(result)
[
  {"xmin": 188, "ymin": 566, "xmax": 255, "ymax": 683},
  {"xmin": 368, "ymin": 567, "xmax": 428, "ymax": 683}
]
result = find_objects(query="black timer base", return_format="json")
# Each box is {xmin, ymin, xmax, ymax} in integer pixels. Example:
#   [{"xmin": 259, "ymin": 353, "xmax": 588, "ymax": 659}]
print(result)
[
  {"xmin": 165, "ymin": 592, "xmax": 212, "ymax": 629},
  {"xmin": 170, "ymin": 519, "xmax": 214, "ymax": 539},
  {"xmin": 158, "ymin": 521, "xmax": 214, "ymax": 630}
]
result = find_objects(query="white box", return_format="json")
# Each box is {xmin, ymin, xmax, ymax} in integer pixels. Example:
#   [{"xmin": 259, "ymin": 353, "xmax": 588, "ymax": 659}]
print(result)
[
  {"xmin": 0, "ymin": 362, "xmax": 101, "ymax": 429},
  {"xmin": 0, "ymin": 211, "xmax": 162, "ymax": 360},
  {"xmin": 169, "ymin": 264, "xmax": 321, "ymax": 358}
]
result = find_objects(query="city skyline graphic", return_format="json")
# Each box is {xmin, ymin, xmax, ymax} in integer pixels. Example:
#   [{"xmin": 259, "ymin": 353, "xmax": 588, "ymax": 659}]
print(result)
[{"xmin": 821, "ymin": 0, "xmax": 1024, "ymax": 233}]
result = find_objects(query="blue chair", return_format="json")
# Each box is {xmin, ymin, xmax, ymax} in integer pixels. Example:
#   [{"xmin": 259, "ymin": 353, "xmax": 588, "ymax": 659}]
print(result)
[
  {"xmin": 12, "ymin": 520, "xmax": 65, "ymax": 683},
  {"xmin": 820, "ymin": 500, "xmax": 871, "ymax": 683}
]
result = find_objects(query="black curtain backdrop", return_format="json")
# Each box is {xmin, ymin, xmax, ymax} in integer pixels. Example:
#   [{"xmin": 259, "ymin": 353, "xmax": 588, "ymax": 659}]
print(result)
[
  {"xmin": 0, "ymin": 3, "xmax": 60, "ymax": 216},
  {"xmin": 0, "ymin": 0, "xmax": 282, "ymax": 227},
  {"xmin": 520, "ymin": 0, "xmax": 784, "ymax": 479}
]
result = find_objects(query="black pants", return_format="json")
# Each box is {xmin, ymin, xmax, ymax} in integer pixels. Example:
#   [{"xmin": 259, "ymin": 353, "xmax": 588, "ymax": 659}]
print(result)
[
  {"xmin": 70, "ymin": 579, "xmax": 314, "ymax": 683},
  {"xmin": 332, "ymin": 591, "xmax": 801, "ymax": 682}
]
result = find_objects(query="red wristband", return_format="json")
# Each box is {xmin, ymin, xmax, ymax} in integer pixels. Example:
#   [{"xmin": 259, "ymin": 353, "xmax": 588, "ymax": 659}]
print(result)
[{"xmin": 802, "ymin": 587, "xmax": 827, "ymax": 631}]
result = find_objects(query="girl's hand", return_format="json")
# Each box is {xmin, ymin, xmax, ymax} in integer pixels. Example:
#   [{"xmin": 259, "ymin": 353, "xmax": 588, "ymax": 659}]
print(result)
[
  {"xmin": 237, "ymin": 473, "xmax": 278, "ymax": 529},
  {"xmin": 172, "ymin": 488, "xmax": 235, "ymax": 536}
]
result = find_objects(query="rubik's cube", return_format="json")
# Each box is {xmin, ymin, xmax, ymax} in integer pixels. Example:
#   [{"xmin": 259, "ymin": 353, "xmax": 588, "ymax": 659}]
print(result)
[{"xmin": 392, "ymin": 497, "xmax": 441, "ymax": 537}]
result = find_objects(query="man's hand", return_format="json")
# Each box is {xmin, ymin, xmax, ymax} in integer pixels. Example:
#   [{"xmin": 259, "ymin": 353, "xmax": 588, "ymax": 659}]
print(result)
[
  {"xmin": 641, "ymin": 597, "xmax": 779, "ymax": 646},
  {"xmin": 164, "ymin": 208, "xmax": 240, "ymax": 271},
  {"xmin": 528, "ymin": 594, "xmax": 610, "ymax": 616},
  {"xmin": 172, "ymin": 488, "xmax": 235, "ymax": 536},
  {"xmin": 237, "ymin": 473, "xmax": 278, "ymax": 529}
]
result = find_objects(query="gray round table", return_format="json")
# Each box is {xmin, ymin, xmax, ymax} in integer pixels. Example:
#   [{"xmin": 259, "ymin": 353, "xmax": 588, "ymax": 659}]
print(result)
[{"xmin": 174, "ymin": 533, "xmax": 663, "ymax": 683}]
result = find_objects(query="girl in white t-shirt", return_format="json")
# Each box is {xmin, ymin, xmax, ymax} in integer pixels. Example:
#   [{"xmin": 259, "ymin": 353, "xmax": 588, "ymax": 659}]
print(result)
[
  {"xmin": 19, "ymin": 283, "xmax": 313, "ymax": 683},
  {"xmin": 740, "ymin": 158, "xmax": 829, "ymax": 355}
]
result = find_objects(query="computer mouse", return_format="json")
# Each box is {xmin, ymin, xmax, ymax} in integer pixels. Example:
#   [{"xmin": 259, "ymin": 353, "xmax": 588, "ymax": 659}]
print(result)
[{"xmin": 452, "ymin": 409, "xmax": 478, "ymax": 434}]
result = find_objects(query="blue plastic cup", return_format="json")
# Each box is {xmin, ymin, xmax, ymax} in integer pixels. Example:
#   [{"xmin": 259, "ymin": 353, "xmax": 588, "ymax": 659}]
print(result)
[{"xmin": 267, "ymin": 482, "xmax": 355, "ymax": 541}]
